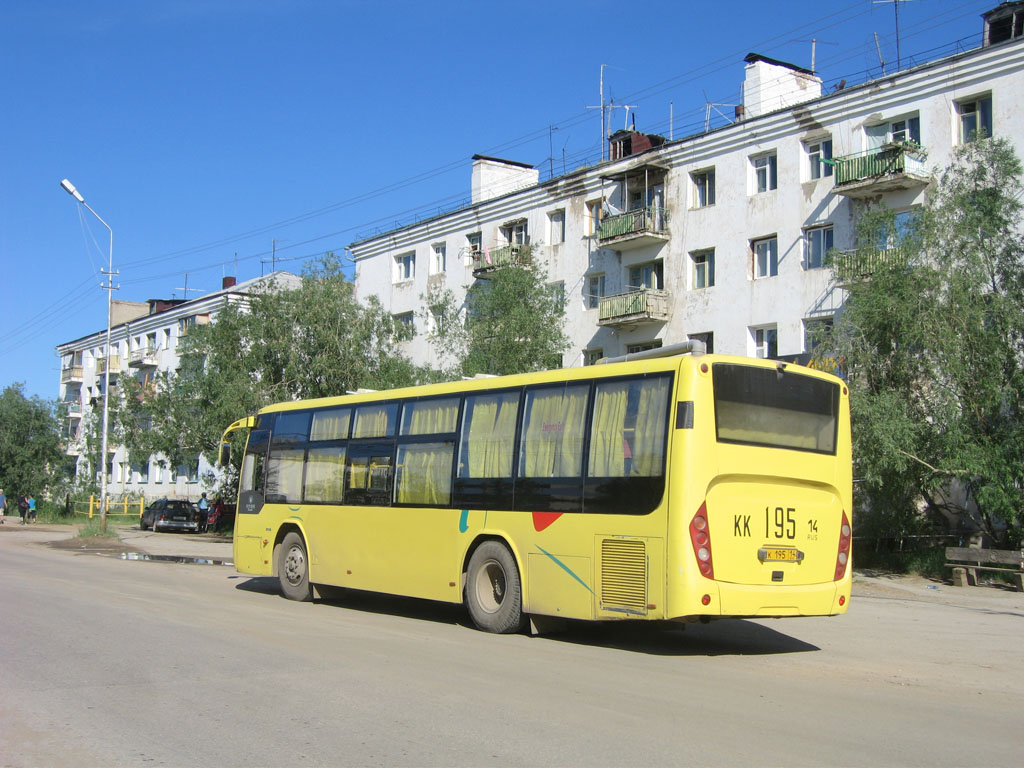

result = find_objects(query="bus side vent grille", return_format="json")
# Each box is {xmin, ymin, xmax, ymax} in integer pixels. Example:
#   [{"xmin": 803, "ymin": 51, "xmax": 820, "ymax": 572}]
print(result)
[{"xmin": 600, "ymin": 539, "xmax": 647, "ymax": 614}]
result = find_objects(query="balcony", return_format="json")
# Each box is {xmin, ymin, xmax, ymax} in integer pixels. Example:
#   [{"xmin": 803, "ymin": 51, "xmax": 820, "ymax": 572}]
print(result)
[
  {"xmin": 828, "ymin": 246, "xmax": 907, "ymax": 283},
  {"xmin": 832, "ymin": 143, "xmax": 930, "ymax": 198},
  {"xmin": 66, "ymin": 402, "xmax": 83, "ymax": 417},
  {"xmin": 129, "ymin": 347, "xmax": 158, "ymax": 368},
  {"xmin": 64, "ymin": 438, "xmax": 84, "ymax": 456},
  {"xmin": 472, "ymin": 243, "xmax": 531, "ymax": 279},
  {"xmin": 61, "ymin": 365, "xmax": 84, "ymax": 384},
  {"xmin": 96, "ymin": 355, "xmax": 122, "ymax": 376},
  {"xmin": 597, "ymin": 206, "xmax": 670, "ymax": 251},
  {"xmin": 597, "ymin": 289, "xmax": 671, "ymax": 328}
]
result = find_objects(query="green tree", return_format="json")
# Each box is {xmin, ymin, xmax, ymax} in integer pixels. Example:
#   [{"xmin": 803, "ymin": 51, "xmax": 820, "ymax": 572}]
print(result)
[
  {"xmin": 0, "ymin": 383, "xmax": 67, "ymax": 499},
  {"xmin": 424, "ymin": 263, "xmax": 569, "ymax": 377},
  {"xmin": 821, "ymin": 137, "xmax": 1024, "ymax": 544},
  {"xmin": 115, "ymin": 253, "xmax": 425, "ymax": 492}
]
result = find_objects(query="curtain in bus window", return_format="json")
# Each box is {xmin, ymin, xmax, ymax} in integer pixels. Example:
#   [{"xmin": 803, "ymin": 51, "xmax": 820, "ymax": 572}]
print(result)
[
  {"xmin": 589, "ymin": 382, "xmax": 629, "ymax": 476},
  {"xmin": 310, "ymin": 408, "xmax": 351, "ymax": 441},
  {"xmin": 460, "ymin": 392, "xmax": 519, "ymax": 478},
  {"xmin": 631, "ymin": 378, "xmax": 670, "ymax": 476},
  {"xmin": 396, "ymin": 442, "xmax": 454, "ymax": 505},
  {"xmin": 304, "ymin": 446, "xmax": 347, "ymax": 503},
  {"xmin": 520, "ymin": 385, "xmax": 588, "ymax": 478},
  {"xmin": 402, "ymin": 398, "xmax": 459, "ymax": 435},
  {"xmin": 353, "ymin": 404, "xmax": 396, "ymax": 438},
  {"xmin": 265, "ymin": 447, "xmax": 305, "ymax": 503}
]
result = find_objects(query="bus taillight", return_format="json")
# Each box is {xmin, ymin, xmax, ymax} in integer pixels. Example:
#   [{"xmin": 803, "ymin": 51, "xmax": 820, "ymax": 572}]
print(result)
[
  {"xmin": 690, "ymin": 503, "xmax": 714, "ymax": 579},
  {"xmin": 834, "ymin": 511, "xmax": 851, "ymax": 581}
]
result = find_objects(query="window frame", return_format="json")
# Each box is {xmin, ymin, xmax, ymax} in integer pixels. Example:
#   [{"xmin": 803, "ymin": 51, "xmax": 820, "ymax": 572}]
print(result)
[
  {"xmin": 806, "ymin": 138, "xmax": 833, "ymax": 180},
  {"xmin": 804, "ymin": 225, "xmax": 834, "ymax": 270},
  {"xmin": 753, "ymin": 236, "xmax": 779, "ymax": 279},
  {"xmin": 957, "ymin": 95, "xmax": 993, "ymax": 143},
  {"xmin": 691, "ymin": 168, "xmax": 716, "ymax": 208},
  {"xmin": 394, "ymin": 251, "xmax": 415, "ymax": 282},
  {"xmin": 752, "ymin": 152, "xmax": 778, "ymax": 193},
  {"xmin": 587, "ymin": 273, "xmax": 606, "ymax": 309},
  {"xmin": 691, "ymin": 249, "xmax": 715, "ymax": 289}
]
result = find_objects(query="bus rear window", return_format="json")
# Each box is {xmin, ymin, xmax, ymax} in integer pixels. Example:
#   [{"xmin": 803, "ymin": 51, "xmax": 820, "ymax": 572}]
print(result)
[{"xmin": 713, "ymin": 363, "xmax": 839, "ymax": 454}]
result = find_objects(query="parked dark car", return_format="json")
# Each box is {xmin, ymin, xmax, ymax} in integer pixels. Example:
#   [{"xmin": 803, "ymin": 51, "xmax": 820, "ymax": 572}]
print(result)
[{"xmin": 141, "ymin": 499, "xmax": 205, "ymax": 533}]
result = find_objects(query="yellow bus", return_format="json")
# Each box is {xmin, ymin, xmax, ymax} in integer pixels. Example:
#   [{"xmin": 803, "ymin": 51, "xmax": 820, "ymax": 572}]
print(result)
[{"xmin": 220, "ymin": 345, "xmax": 851, "ymax": 633}]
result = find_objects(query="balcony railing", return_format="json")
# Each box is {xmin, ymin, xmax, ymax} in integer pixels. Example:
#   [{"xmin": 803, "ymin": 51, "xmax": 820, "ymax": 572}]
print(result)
[
  {"xmin": 96, "ymin": 355, "xmax": 122, "ymax": 375},
  {"xmin": 66, "ymin": 402, "xmax": 83, "ymax": 416},
  {"xmin": 598, "ymin": 206, "xmax": 669, "ymax": 249},
  {"xmin": 833, "ymin": 143, "xmax": 929, "ymax": 197},
  {"xmin": 472, "ymin": 243, "xmax": 531, "ymax": 278},
  {"xmin": 828, "ymin": 246, "xmax": 907, "ymax": 283},
  {"xmin": 597, "ymin": 289, "xmax": 671, "ymax": 327},
  {"xmin": 129, "ymin": 347, "xmax": 159, "ymax": 367},
  {"xmin": 61, "ymin": 365, "xmax": 84, "ymax": 384}
]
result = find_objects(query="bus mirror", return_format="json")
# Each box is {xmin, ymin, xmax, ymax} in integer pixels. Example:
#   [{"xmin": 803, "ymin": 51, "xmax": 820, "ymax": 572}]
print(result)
[{"xmin": 218, "ymin": 442, "xmax": 231, "ymax": 467}]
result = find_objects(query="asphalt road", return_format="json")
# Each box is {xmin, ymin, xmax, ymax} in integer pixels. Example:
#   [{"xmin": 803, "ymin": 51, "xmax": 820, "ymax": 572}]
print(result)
[{"xmin": 1, "ymin": 525, "xmax": 1022, "ymax": 767}]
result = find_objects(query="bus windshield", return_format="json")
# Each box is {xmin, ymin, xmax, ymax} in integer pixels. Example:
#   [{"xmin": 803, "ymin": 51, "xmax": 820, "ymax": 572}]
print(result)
[{"xmin": 712, "ymin": 363, "xmax": 839, "ymax": 454}]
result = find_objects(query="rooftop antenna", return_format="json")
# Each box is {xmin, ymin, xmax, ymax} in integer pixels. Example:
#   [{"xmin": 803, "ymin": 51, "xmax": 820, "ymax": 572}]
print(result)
[
  {"xmin": 789, "ymin": 37, "xmax": 838, "ymax": 73},
  {"xmin": 702, "ymin": 90, "xmax": 737, "ymax": 132},
  {"xmin": 874, "ymin": 0, "xmax": 918, "ymax": 71},
  {"xmin": 586, "ymin": 64, "xmax": 625, "ymax": 161},
  {"xmin": 175, "ymin": 272, "xmax": 205, "ymax": 300},
  {"xmin": 874, "ymin": 31, "xmax": 887, "ymax": 75}
]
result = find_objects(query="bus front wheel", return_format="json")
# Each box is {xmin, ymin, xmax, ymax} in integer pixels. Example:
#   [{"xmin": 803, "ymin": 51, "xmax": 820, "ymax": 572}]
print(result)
[
  {"xmin": 278, "ymin": 531, "xmax": 313, "ymax": 602},
  {"xmin": 465, "ymin": 541, "xmax": 525, "ymax": 633}
]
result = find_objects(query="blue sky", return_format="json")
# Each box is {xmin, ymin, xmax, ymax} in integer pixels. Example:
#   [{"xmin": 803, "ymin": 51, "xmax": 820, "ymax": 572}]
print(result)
[{"xmin": 0, "ymin": 0, "xmax": 995, "ymax": 400}]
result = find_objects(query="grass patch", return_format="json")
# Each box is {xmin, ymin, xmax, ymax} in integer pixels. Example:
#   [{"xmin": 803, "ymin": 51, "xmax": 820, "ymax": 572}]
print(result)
[
  {"xmin": 854, "ymin": 546, "xmax": 947, "ymax": 578},
  {"xmin": 77, "ymin": 519, "xmax": 120, "ymax": 539}
]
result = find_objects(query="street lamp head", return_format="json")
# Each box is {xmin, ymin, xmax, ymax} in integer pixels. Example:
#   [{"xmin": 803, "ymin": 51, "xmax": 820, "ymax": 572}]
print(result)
[{"xmin": 60, "ymin": 178, "xmax": 85, "ymax": 203}]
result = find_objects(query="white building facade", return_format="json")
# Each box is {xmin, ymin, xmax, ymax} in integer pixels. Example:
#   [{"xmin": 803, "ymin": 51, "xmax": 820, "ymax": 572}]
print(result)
[
  {"xmin": 56, "ymin": 272, "xmax": 300, "ymax": 502},
  {"xmin": 350, "ymin": 11, "xmax": 1024, "ymax": 370}
]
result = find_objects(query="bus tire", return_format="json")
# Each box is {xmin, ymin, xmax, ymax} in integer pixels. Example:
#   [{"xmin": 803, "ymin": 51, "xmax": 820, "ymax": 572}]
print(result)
[
  {"xmin": 465, "ymin": 541, "xmax": 525, "ymax": 633},
  {"xmin": 278, "ymin": 531, "xmax": 313, "ymax": 602}
]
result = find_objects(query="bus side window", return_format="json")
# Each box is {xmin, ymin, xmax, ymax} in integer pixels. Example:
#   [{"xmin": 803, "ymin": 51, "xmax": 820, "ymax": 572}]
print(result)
[
  {"xmin": 346, "ymin": 443, "xmax": 394, "ymax": 506},
  {"xmin": 458, "ymin": 392, "xmax": 520, "ymax": 479},
  {"xmin": 589, "ymin": 376, "xmax": 671, "ymax": 478},
  {"xmin": 265, "ymin": 447, "xmax": 305, "ymax": 504}
]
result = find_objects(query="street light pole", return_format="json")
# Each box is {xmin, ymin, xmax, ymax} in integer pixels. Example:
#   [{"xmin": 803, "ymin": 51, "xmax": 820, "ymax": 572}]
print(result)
[{"xmin": 61, "ymin": 178, "xmax": 115, "ymax": 531}]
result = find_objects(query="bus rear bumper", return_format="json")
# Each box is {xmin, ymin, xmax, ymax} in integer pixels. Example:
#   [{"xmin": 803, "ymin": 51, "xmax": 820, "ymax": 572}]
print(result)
[{"xmin": 676, "ymin": 579, "xmax": 850, "ymax": 619}]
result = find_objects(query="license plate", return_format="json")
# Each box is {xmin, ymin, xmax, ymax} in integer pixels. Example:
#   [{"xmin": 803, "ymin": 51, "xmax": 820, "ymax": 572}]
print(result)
[{"xmin": 759, "ymin": 547, "xmax": 803, "ymax": 563}]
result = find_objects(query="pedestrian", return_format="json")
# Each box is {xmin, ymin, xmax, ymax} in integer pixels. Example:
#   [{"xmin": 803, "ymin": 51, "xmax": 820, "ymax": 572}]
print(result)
[
  {"xmin": 27, "ymin": 494, "xmax": 37, "ymax": 524},
  {"xmin": 198, "ymin": 492, "xmax": 210, "ymax": 532},
  {"xmin": 18, "ymin": 493, "xmax": 28, "ymax": 524},
  {"xmin": 0, "ymin": 487, "xmax": 7, "ymax": 524}
]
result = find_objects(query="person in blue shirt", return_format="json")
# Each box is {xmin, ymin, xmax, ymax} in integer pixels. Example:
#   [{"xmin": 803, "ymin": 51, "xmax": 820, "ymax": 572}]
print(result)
[
  {"xmin": 197, "ymin": 493, "xmax": 210, "ymax": 531},
  {"xmin": 27, "ymin": 494, "xmax": 37, "ymax": 523},
  {"xmin": 0, "ymin": 488, "xmax": 7, "ymax": 524}
]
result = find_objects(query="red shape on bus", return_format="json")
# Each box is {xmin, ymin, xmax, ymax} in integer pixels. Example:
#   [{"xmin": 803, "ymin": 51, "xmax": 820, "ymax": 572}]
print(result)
[{"xmin": 532, "ymin": 511, "xmax": 563, "ymax": 532}]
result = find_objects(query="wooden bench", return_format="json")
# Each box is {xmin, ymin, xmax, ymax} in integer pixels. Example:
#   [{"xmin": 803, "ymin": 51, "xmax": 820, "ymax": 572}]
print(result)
[{"xmin": 945, "ymin": 547, "xmax": 1024, "ymax": 591}]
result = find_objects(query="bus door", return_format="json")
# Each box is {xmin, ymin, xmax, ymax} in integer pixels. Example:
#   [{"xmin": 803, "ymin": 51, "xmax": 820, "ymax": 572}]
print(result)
[{"xmin": 235, "ymin": 427, "xmax": 270, "ymax": 573}]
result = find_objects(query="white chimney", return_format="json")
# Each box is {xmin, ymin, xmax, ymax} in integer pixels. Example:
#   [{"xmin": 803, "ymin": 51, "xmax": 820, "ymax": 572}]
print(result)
[
  {"xmin": 471, "ymin": 155, "xmax": 539, "ymax": 204},
  {"xmin": 742, "ymin": 53, "xmax": 822, "ymax": 120}
]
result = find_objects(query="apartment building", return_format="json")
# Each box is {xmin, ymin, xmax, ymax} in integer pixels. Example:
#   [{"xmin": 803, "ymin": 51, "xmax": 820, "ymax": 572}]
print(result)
[
  {"xmin": 56, "ymin": 272, "xmax": 300, "ymax": 501},
  {"xmin": 349, "ymin": 4, "xmax": 1024, "ymax": 369}
]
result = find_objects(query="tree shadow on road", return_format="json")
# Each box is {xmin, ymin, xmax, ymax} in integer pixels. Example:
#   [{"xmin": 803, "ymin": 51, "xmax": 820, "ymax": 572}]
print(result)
[{"xmin": 233, "ymin": 576, "xmax": 819, "ymax": 655}]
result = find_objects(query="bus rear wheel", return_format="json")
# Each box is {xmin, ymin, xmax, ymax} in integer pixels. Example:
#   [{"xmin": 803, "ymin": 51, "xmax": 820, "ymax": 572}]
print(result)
[
  {"xmin": 278, "ymin": 531, "xmax": 313, "ymax": 602},
  {"xmin": 465, "ymin": 541, "xmax": 525, "ymax": 633}
]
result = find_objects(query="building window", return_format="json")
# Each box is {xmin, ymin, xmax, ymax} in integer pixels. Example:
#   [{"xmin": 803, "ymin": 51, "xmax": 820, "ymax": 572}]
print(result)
[
  {"xmin": 431, "ymin": 243, "xmax": 446, "ymax": 274},
  {"xmin": 549, "ymin": 281, "xmax": 565, "ymax": 309},
  {"xmin": 753, "ymin": 237, "xmax": 778, "ymax": 279},
  {"xmin": 866, "ymin": 116, "xmax": 921, "ymax": 149},
  {"xmin": 752, "ymin": 326, "xmax": 778, "ymax": 359},
  {"xmin": 627, "ymin": 340, "xmax": 663, "ymax": 355},
  {"xmin": 806, "ymin": 139, "xmax": 833, "ymax": 179},
  {"xmin": 692, "ymin": 169, "xmax": 716, "ymax": 207},
  {"xmin": 500, "ymin": 219, "xmax": 528, "ymax": 245},
  {"xmin": 394, "ymin": 251, "xmax": 415, "ymax": 282},
  {"xmin": 804, "ymin": 318, "xmax": 834, "ymax": 352},
  {"xmin": 629, "ymin": 262, "xmax": 664, "ymax": 290},
  {"xmin": 584, "ymin": 348, "xmax": 603, "ymax": 366},
  {"xmin": 587, "ymin": 199, "xmax": 603, "ymax": 236},
  {"xmin": 805, "ymin": 226, "xmax": 834, "ymax": 270},
  {"xmin": 752, "ymin": 152, "xmax": 778, "ymax": 193},
  {"xmin": 689, "ymin": 332, "xmax": 714, "ymax": 354},
  {"xmin": 394, "ymin": 312, "xmax": 415, "ymax": 334},
  {"xmin": 958, "ymin": 96, "xmax": 993, "ymax": 143},
  {"xmin": 587, "ymin": 274, "xmax": 606, "ymax": 309},
  {"xmin": 139, "ymin": 461, "xmax": 150, "ymax": 483},
  {"xmin": 188, "ymin": 458, "xmax": 200, "ymax": 483},
  {"xmin": 691, "ymin": 249, "xmax": 715, "ymax": 289},
  {"xmin": 549, "ymin": 210, "xmax": 565, "ymax": 244}
]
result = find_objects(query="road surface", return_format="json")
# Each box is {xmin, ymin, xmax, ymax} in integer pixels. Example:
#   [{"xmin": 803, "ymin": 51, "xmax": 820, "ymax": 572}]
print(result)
[{"xmin": 1, "ymin": 525, "xmax": 1022, "ymax": 766}]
